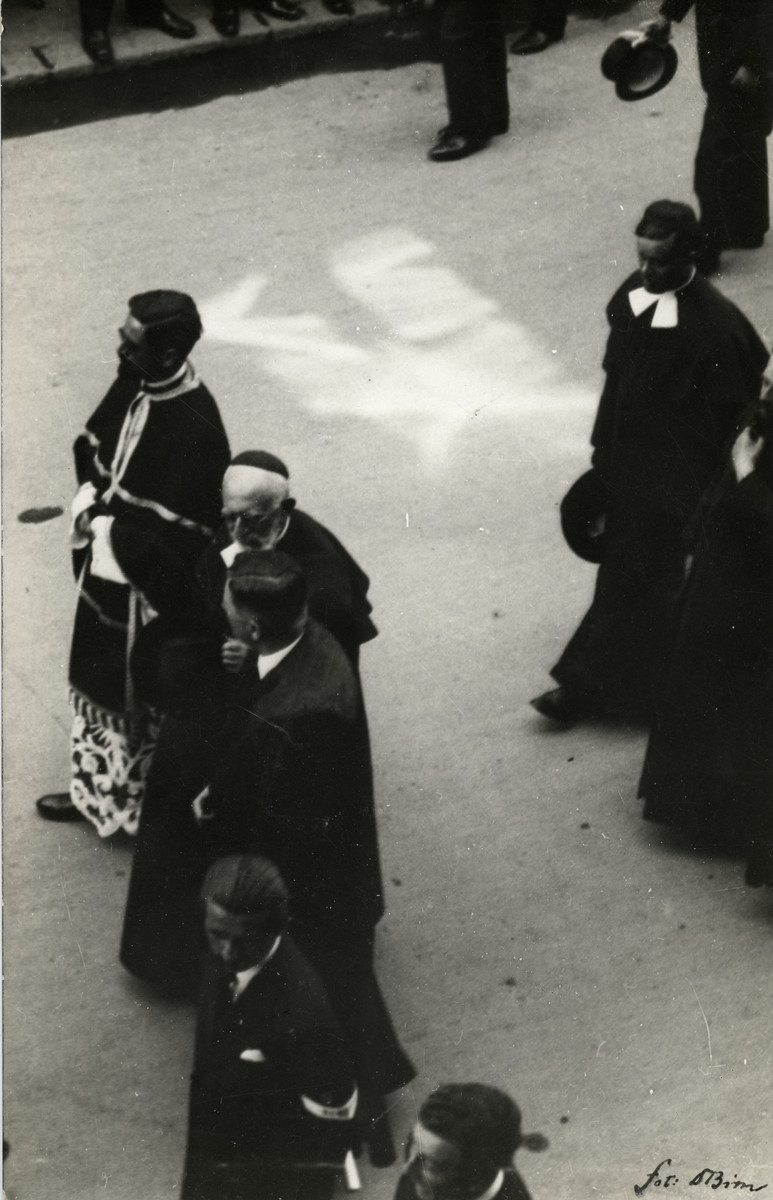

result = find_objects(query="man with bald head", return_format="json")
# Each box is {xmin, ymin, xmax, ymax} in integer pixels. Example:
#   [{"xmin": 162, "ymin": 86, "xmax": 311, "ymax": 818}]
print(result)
[
  {"xmin": 531, "ymin": 201, "xmax": 768, "ymax": 727},
  {"xmin": 196, "ymin": 450, "xmax": 376, "ymax": 667}
]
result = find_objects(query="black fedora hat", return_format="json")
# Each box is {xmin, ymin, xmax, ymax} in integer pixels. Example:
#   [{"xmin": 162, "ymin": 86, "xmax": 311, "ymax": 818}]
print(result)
[
  {"xmin": 560, "ymin": 469, "xmax": 608, "ymax": 563},
  {"xmin": 601, "ymin": 30, "xmax": 678, "ymax": 101}
]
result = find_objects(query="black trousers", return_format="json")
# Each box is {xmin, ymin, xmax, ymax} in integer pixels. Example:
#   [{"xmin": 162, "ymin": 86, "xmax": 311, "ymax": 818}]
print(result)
[
  {"xmin": 695, "ymin": 84, "xmax": 773, "ymax": 251},
  {"xmin": 512, "ymin": 0, "xmax": 568, "ymax": 40},
  {"xmin": 79, "ymin": 0, "xmax": 165, "ymax": 32},
  {"xmin": 436, "ymin": 0, "xmax": 509, "ymax": 137}
]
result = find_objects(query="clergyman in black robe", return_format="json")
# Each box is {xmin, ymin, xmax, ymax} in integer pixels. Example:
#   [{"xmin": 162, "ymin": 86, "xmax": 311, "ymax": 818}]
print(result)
[
  {"xmin": 36, "ymin": 290, "xmax": 230, "ymax": 834},
  {"xmin": 531, "ymin": 201, "xmax": 768, "ymax": 727},
  {"xmin": 639, "ymin": 407, "xmax": 773, "ymax": 883}
]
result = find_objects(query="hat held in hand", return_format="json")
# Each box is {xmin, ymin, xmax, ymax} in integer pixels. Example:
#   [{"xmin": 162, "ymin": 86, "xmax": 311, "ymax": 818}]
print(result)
[
  {"xmin": 560, "ymin": 469, "xmax": 608, "ymax": 564},
  {"xmin": 601, "ymin": 29, "xmax": 678, "ymax": 101}
]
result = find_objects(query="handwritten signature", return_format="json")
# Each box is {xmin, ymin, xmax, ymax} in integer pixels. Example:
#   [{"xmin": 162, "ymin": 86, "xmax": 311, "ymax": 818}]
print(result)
[{"xmin": 635, "ymin": 1159, "xmax": 768, "ymax": 1194}]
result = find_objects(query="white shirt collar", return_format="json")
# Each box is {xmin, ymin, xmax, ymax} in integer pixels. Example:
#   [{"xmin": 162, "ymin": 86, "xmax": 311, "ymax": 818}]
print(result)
[
  {"xmin": 401, "ymin": 1169, "xmax": 504, "ymax": 1200},
  {"xmin": 258, "ymin": 633, "xmax": 304, "ymax": 680},
  {"xmin": 231, "ymin": 936, "xmax": 282, "ymax": 1000},
  {"xmin": 628, "ymin": 268, "xmax": 696, "ymax": 328},
  {"xmin": 475, "ymin": 1171, "xmax": 505, "ymax": 1200}
]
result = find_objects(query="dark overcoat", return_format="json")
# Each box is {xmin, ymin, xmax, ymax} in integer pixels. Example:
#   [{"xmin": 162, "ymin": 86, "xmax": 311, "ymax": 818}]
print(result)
[
  {"xmin": 182, "ymin": 936, "xmax": 356, "ymax": 1200},
  {"xmin": 552, "ymin": 272, "xmax": 768, "ymax": 715}
]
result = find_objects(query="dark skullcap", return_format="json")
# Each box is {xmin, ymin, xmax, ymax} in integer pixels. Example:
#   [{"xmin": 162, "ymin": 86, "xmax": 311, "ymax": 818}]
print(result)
[
  {"xmin": 419, "ymin": 1085, "xmax": 524, "ymax": 1168},
  {"xmin": 201, "ymin": 854, "xmax": 290, "ymax": 919},
  {"xmin": 228, "ymin": 549, "xmax": 307, "ymax": 620},
  {"xmin": 634, "ymin": 200, "xmax": 700, "ymax": 254},
  {"xmin": 231, "ymin": 450, "xmax": 290, "ymax": 479}
]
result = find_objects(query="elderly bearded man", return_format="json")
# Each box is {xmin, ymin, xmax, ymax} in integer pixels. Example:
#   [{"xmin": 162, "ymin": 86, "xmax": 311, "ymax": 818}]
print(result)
[
  {"xmin": 37, "ymin": 290, "xmax": 230, "ymax": 832},
  {"xmin": 531, "ymin": 201, "xmax": 769, "ymax": 728},
  {"xmin": 196, "ymin": 450, "xmax": 376, "ymax": 667}
]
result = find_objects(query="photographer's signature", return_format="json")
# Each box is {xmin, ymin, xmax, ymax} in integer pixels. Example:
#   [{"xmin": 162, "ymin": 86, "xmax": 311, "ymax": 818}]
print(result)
[{"xmin": 635, "ymin": 1159, "xmax": 768, "ymax": 1194}]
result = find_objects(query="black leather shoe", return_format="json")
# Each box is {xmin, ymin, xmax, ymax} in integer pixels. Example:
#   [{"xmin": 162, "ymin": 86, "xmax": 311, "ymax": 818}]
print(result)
[
  {"xmin": 128, "ymin": 4, "xmax": 197, "ymax": 37},
  {"xmin": 36, "ymin": 793, "xmax": 87, "ymax": 822},
  {"xmin": 212, "ymin": 4, "xmax": 239, "ymax": 34},
  {"xmin": 530, "ymin": 687, "xmax": 578, "ymax": 727},
  {"xmin": 82, "ymin": 27, "xmax": 115, "ymax": 65},
  {"xmin": 428, "ymin": 130, "xmax": 489, "ymax": 162},
  {"xmin": 510, "ymin": 27, "xmax": 561, "ymax": 54}
]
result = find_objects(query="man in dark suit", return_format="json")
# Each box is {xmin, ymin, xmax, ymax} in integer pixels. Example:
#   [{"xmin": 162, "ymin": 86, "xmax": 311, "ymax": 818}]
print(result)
[
  {"xmin": 428, "ymin": 0, "xmax": 509, "ymax": 162},
  {"xmin": 643, "ymin": 0, "xmax": 773, "ymax": 273},
  {"xmin": 531, "ymin": 201, "xmax": 769, "ymax": 728},
  {"xmin": 395, "ymin": 1084, "xmax": 542, "ymax": 1200},
  {"xmin": 202, "ymin": 550, "xmax": 415, "ymax": 1109},
  {"xmin": 182, "ymin": 854, "xmax": 358, "ymax": 1200},
  {"xmin": 196, "ymin": 450, "xmax": 377, "ymax": 667}
]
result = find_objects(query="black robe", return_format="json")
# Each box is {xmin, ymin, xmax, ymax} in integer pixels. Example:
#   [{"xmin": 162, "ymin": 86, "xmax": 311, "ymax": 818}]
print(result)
[
  {"xmin": 660, "ymin": 0, "xmax": 773, "ymax": 251},
  {"xmin": 552, "ymin": 272, "xmax": 768, "ymax": 716},
  {"xmin": 182, "ymin": 937, "xmax": 356, "ymax": 1200},
  {"xmin": 639, "ymin": 431, "xmax": 773, "ymax": 881},
  {"xmin": 120, "ymin": 620, "xmax": 414, "ymax": 1093},
  {"xmin": 69, "ymin": 365, "xmax": 230, "ymax": 717}
]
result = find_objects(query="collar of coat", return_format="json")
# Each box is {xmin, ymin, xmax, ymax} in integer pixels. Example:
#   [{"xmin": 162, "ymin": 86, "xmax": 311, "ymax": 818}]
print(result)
[{"xmin": 628, "ymin": 268, "xmax": 697, "ymax": 328}]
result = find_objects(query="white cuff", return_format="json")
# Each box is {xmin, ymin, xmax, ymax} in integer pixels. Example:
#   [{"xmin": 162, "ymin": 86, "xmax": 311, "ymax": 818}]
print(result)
[
  {"xmin": 301, "ymin": 1088, "xmax": 358, "ymax": 1121},
  {"xmin": 89, "ymin": 516, "xmax": 128, "ymax": 585},
  {"xmin": 69, "ymin": 483, "xmax": 98, "ymax": 548}
]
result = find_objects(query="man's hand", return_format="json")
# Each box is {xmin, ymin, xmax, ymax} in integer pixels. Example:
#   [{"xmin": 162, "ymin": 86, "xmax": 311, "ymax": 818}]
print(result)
[
  {"xmin": 639, "ymin": 15, "xmax": 671, "ymax": 42},
  {"xmin": 74, "ymin": 510, "xmax": 94, "ymax": 540},
  {"xmin": 732, "ymin": 427, "xmax": 765, "ymax": 482},
  {"xmin": 222, "ymin": 638, "xmax": 252, "ymax": 674},
  {"xmin": 192, "ymin": 786, "xmax": 214, "ymax": 824}
]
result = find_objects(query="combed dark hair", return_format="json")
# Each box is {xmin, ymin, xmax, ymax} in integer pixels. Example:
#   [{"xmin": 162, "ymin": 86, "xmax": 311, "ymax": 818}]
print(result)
[
  {"xmin": 128, "ymin": 290, "xmax": 203, "ymax": 361},
  {"xmin": 634, "ymin": 200, "xmax": 701, "ymax": 256},
  {"xmin": 419, "ymin": 1084, "xmax": 523, "ymax": 1173},
  {"xmin": 228, "ymin": 550, "xmax": 307, "ymax": 634},
  {"xmin": 201, "ymin": 855, "xmax": 290, "ymax": 931},
  {"xmin": 230, "ymin": 450, "xmax": 290, "ymax": 479}
]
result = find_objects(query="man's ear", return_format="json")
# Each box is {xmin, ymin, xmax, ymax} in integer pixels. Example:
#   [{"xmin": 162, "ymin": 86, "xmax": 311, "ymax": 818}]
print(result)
[
  {"xmin": 157, "ymin": 344, "xmax": 181, "ymax": 372},
  {"xmin": 283, "ymin": 497, "xmax": 297, "ymax": 512}
]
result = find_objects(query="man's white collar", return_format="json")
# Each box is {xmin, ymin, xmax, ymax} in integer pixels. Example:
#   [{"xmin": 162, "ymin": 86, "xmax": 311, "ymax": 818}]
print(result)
[
  {"xmin": 476, "ymin": 1170, "xmax": 505, "ymax": 1200},
  {"xmin": 628, "ymin": 268, "xmax": 696, "ymax": 328},
  {"xmin": 258, "ymin": 634, "xmax": 304, "ymax": 679}
]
